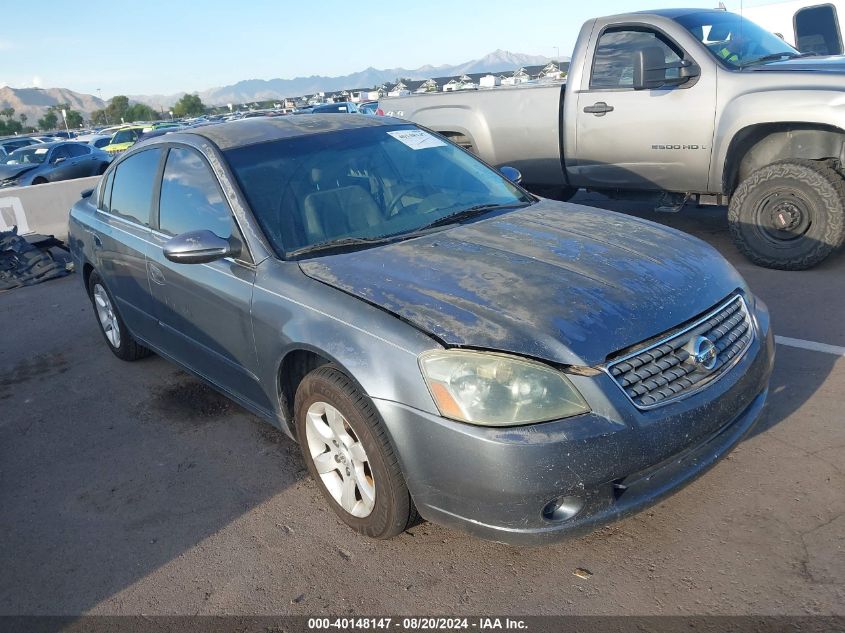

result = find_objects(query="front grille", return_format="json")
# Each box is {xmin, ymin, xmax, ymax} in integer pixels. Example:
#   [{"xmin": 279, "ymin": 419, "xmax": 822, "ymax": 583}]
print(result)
[{"xmin": 607, "ymin": 295, "xmax": 754, "ymax": 409}]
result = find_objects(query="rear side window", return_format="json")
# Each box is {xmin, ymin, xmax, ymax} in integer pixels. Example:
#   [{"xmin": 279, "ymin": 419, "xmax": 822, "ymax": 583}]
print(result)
[
  {"xmin": 66, "ymin": 144, "xmax": 90, "ymax": 157},
  {"xmin": 795, "ymin": 5, "xmax": 843, "ymax": 55},
  {"xmin": 158, "ymin": 146, "xmax": 233, "ymax": 238},
  {"xmin": 108, "ymin": 149, "xmax": 161, "ymax": 225},
  {"xmin": 591, "ymin": 28, "xmax": 683, "ymax": 89},
  {"xmin": 99, "ymin": 168, "xmax": 115, "ymax": 212}
]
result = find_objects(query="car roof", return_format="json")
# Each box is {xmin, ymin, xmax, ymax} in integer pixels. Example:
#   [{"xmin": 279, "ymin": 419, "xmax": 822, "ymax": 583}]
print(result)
[
  {"xmin": 631, "ymin": 7, "xmax": 728, "ymax": 18},
  {"xmin": 165, "ymin": 114, "xmax": 401, "ymax": 151}
]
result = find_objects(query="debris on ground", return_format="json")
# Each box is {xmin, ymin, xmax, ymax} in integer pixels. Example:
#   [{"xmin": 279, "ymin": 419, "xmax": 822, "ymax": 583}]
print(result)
[
  {"xmin": 573, "ymin": 567, "xmax": 593, "ymax": 580},
  {"xmin": 0, "ymin": 227, "xmax": 72, "ymax": 291}
]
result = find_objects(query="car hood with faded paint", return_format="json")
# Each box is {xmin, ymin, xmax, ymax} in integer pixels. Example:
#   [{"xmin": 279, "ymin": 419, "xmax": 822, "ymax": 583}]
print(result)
[{"xmin": 299, "ymin": 201, "xmax": 747, "ymax": 367}]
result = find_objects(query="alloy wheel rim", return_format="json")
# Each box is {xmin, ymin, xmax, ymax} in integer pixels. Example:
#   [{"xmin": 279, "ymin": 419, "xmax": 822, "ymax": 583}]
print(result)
[
  {"xmin": 305, "ymin": 401, "xmax": 375, "ymax": 518},
  {"xmin": 93, "ymin": 284, "xmax": 121, "ymax": 348}
]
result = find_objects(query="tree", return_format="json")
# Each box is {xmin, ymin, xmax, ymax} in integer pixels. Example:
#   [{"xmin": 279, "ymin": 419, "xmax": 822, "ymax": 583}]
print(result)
[
  {"xmin": 65, "ymin": 110, "xmax": 84, "ymax": 128},
  {"xmin": 91, "ymin": 109, "xmax": 109, "ymax": 125},
  {"xmin": 38, "ymin": 111, "xmax": 58, "ymax": 131},
  {"xmin": 105, "ymin": 95, "xmax": 130, "ymax": 123},
  {"xmin": 0, "ymin": 107, "xmax": 14, "ymax": 119},
  {"xmin": 124, "ymin": 103, "xmax": 159, "ymax": 122},
  {"xmin": 19, "ymin": 113, "xmax": 27, "ymax": 126},
  {"xmin": 172, "ymin": 93, "xmax": 206, "ymax": 118}
]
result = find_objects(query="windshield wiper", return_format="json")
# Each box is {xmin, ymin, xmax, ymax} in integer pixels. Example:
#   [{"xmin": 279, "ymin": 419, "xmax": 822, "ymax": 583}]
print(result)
[
  {"xmin": 287, "ymin": 235, "xmax": 398, "ymax": 258},
  {"xmin": 414, "ymin": 202, "xmax": 531, "ymax": 232},
  {"xmin": 739, "ymin": 51, "xmax": 808, "ymax": 67}
]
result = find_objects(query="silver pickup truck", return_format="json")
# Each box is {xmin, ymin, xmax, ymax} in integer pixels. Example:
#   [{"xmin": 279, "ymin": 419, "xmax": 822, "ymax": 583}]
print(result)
[{"xmin": 383, "ymin": 8, "xmax": 845, "ymax": 270}]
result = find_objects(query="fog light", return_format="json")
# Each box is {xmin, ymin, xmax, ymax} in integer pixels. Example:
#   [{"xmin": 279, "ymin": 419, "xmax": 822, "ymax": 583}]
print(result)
[{"xmin": 542, "ymin": 495, "xmax": 583, "ymax": 522}]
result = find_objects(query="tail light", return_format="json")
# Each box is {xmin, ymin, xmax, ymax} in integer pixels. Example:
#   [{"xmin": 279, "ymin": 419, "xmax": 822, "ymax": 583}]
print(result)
[{"xmin": 375, "ymin": 107, "xmax": 385, "ymax": 116}]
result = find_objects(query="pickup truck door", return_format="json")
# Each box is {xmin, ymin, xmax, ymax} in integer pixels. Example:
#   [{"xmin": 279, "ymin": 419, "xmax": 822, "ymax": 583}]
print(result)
[{"xmin": 572, "ymin": 25, "xmax": 716, "ymax": 192}]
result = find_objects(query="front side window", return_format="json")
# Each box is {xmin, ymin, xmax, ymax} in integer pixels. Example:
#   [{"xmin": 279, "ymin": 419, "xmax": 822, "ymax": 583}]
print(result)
[
  {"xmin": 795, "ymin": 5, "xmax": 843, "ymax": 55},
  {"xmin": 676, "ymin": 11, "xmax": 799, "ymax": 67},
  {"xmin": 108, "ymin": 149, "xmax": 161, "ymax": 225},
  {"xmin": 224, "ymin": 125, "xmax": 532, "ymax": 256},
  {"xmin": 591, "ymin": 28, "xmax": 683, "ymax": 89},
  {"xmin": 158, "ymin": 146, "xmax": 233, "ymax": 238},
  {"xmin": 65, "ymin": 144, "xmax": 90, "ymax": 157}
]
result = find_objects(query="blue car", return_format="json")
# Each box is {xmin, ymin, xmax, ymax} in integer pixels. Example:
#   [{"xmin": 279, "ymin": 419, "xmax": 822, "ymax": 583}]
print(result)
[
  {"xmin": 0, "ymin": 141, "xmax": 111, "ymax": 188},
  {"xmin": 67, "ymin": 115, "xmax": 774, "ymax": 544}
]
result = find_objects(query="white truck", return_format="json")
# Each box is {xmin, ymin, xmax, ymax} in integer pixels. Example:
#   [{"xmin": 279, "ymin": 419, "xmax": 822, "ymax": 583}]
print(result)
[{"xmin": 383, "ymin": 8, "xmax": 845, "ymax": 270}]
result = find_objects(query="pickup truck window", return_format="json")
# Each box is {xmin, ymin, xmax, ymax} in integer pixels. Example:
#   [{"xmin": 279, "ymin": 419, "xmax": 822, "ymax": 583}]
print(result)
[
  {"xmin": 591, "ymin": 28, "xmax": 683, "ymax": 89},
  {"xmin": 675, "ymin": 11, "xmax": 798, "ymax": 67}
]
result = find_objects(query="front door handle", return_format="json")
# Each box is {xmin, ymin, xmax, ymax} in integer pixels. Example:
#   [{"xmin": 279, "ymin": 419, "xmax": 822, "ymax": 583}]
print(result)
[
  {"xmin": 148, "ymin": 263, "xmax": 166, "ymax": 285},
  {"xmin": 583, "ymin": 101, "xmax": 614, "ymax": 116}
]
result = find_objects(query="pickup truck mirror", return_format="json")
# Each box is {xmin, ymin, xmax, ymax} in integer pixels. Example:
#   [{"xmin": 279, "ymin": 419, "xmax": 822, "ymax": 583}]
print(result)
[
  {"xmin": 500, "ymin": 165, "xmax": 523, "ymax": 185},
  {"xmin": 633, "ymin": 47, "xmax": 700, "ymax": 90},
  {"xmin": 163, "ymin": 230, "xmax": 241, "ymax": 264}
]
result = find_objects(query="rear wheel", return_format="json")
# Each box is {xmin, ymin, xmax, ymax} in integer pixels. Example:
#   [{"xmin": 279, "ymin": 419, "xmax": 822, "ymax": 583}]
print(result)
[
  {"xmin": 32, "ymin": 177, "xmax": 48, "ymax": 185},
  {"xmin": 728, "ymin": 159, "xmax": 845, "ymax": 270},
  {"xmin": 294, "ymin": 365, "xmax": 416, "ymax": 539},
  {"xmin": 87, "ymin": 271, "xmax": 151, "ymax": 361}
]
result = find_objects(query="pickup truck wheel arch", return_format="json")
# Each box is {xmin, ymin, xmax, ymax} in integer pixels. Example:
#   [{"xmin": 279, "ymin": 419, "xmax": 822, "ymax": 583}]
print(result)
[
  {"xmin": 723, "ymin": 123, "xmax": 845, "ymax": 195},
  {"xmin": 728, "ymin": 159, "xmax": 845, "ymax": 270}
]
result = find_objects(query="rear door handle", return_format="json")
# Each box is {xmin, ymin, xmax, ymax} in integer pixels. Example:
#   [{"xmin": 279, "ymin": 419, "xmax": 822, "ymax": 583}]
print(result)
[
  {"xmin": 148, "ymin": 263, "xmax": 166, "ymax": 285},
  {"xmin": 583, "ymin": 101, "xmax": 614, "ymax": 116}
]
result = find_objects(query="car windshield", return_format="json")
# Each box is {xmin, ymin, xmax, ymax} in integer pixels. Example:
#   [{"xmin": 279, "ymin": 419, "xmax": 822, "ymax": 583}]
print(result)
[
  {"xmin": 676, "ymin": 11, "xmax": 800, "ymax": 68},
  {"xmin": 1, "ymin": 146, "xmax": 49, "ymax": 165},
  {"xmin": 224, "ymin": 124, "xmax": 533, "ymax": 257}
]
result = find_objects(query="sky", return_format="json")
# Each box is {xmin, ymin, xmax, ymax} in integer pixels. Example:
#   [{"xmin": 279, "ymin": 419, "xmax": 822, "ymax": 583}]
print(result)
[{"xmin": 1, "ymin": 0, "xmax": 774, "ymax": 98}]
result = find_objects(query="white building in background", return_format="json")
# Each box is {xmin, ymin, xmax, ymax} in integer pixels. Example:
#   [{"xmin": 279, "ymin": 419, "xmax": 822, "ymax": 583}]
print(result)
[
  {"xmin": 479, "ymin": 74, "xmax": 501, "ymax": 88},
  {"xmin": 502, "ymin": 67, "xmax": 531, "ymax": 85},
  {"xmin": 538, "ymin": 62, "xmax": 565, "ymax": 80},
  {"xmin": 415, "ymin": 78, "xmax": 439, "ymax": 93},
  {"xmin": 388, "ymin": 81, "xmax": 410, "ymax": 97}
]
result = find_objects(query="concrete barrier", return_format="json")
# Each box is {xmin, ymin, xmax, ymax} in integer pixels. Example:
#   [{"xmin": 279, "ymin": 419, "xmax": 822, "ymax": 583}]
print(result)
[{"xmin": 0, "ymin": 176, "xmax": 100, "ymax": 242}]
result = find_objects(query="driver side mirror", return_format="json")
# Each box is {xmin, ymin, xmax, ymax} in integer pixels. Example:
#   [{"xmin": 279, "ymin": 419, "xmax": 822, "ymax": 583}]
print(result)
[
  {"xmin": 163, "ymin": 229, "xmax": 241, "ymax": 264},
  {"xmin": 500, "ymin": 165, "xmax": 523, "ymax": 185},
  {"xmin": 633, "ymin": 47, "xmax": 700, "ymax": 90}
]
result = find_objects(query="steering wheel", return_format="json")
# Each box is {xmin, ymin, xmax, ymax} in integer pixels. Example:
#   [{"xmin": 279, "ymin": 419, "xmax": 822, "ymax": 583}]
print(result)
[{"xmin": 386, "ymin": 184, "xmax": 437, "ymax": 216}]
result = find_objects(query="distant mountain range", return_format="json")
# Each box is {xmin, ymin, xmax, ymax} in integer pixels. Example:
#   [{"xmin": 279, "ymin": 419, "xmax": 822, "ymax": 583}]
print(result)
[
  {"xmin": 0, "ymin": 86, "xmax": 106, "ymax": 124},
  {"xmin": 0, "ymin": 50, "xmax": 567, "ymax": 122}
]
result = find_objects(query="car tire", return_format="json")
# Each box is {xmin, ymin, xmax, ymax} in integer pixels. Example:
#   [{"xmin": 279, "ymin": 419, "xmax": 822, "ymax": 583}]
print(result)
[
  {"xmin": 294, "ymin": 364, "xmax": 417, "ymax": 539},
  {"xmin": 728, "ymin": 159, "xmax": 845, "ymax": 270},
  {"xmin": 87, "ymin": 271, "xmax": 152, "ymax": 361},
  {"xmin": 32, "ymin": 177, "xmax": 48, "ymax": 185}
]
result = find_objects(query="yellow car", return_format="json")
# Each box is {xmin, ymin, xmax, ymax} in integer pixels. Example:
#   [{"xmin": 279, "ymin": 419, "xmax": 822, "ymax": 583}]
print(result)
[{"xmin": 101, "ymin": 125, "xmax": 146, "ymax": 155}]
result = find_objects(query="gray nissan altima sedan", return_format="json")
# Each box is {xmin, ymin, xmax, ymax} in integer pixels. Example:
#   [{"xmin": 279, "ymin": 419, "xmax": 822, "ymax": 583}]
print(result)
[{"xmin": 68, "ymin": 115, "xmax": 774, "ymax": 545}]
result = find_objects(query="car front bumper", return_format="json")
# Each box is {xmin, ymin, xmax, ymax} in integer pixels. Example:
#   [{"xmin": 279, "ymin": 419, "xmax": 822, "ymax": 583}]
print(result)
[{"xmin": 373, "ymin": 300, "xmax": 774, "ymax": 546}]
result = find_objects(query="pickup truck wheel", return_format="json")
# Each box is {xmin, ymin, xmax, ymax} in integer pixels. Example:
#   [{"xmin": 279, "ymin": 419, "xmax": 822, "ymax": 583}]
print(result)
[
  {"xmin": 87, "ymin": 271, "xmax": 152, "ymax": 361},
  {"xmin": 294, "ymin": 365, "xmax": 416, "ymax": 539},
  {"xmin": 729, "ymin": 160, "xmax": 845, "ymax": 270}
]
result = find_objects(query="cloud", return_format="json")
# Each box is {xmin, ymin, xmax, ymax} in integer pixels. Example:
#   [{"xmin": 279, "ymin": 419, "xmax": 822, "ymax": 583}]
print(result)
[{"xmin": 31, "ymin": 75, "xmax": 43, "ymax": 88}]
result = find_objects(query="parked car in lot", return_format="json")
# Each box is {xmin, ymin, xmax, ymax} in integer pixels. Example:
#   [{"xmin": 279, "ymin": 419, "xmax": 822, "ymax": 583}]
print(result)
[
  {"xmin": 0, "ymin": 141, "xmax": 110, "ymax": 188},
  {"xmin": 74, "ymin": 133, "xmax": 114, "ymax": 149},
  {"xmin": 311, "ymin": 101, "xmax": 359, "ymax": 113},
  {"xmin": 101, "ymin": 125, "xmax": 146, "ymax": 155},
  {"xmin": 385, "ymin": 8, "xmax": 845, "ymax": 270},
  {"xmin": 357, "ymin": 100, "xmax": 383, "ymax": 116},
  {"xmin": 0, "ymin": 136, "xmax": 40, "ymax": 157},
  {"xmin": 68, "ymin": 115, "xmax": 774, "ymax": 545}
]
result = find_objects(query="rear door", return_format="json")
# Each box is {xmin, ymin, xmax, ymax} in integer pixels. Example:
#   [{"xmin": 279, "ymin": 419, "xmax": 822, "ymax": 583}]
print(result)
[
  {"xmin": 91, "ymin": 147, "xmax": 163, "ymax": 343},
  {"xmin": 145, "ymin": 144, "xmax": 267, "ymax": 409},
  {"xmin": 571, "ymin": 24, "xmax": 716, "ymax": 192},
  {"xmin": 64, "ymin": 143, "xmax": 95, "ymax": 177}
]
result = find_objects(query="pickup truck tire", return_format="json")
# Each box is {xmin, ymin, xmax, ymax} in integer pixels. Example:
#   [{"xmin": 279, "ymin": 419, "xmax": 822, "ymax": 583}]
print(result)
[
  {"xmin": 728, "ymin": 160, "xmax": 845, "ymax": 270},
  {"xmin": 295, "ymin": 365, "xmax": 417, "ymax": 539},
  {"xmin": 87, "ymin": 271, "xmax": 152, "ymax": 361}
]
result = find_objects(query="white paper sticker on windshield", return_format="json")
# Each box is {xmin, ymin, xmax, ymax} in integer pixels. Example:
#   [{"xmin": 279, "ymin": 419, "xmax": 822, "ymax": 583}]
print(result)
[
  {"xmin": 35, "ymin": 148, "xmax": 48, "ymax": 154},
  {"xmin": 387, "ymin": 129, "xmax": 446, "ymax": 150}
]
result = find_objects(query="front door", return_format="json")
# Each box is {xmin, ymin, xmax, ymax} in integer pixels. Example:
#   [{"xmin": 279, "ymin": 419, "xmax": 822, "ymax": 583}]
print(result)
[
  {"xmin": 145, "ymin": 145, "xmax": 268, "ymax": 410},
  {"xmin": 571, "ymin": 25, "xmax": 716, "ymax": 192}
]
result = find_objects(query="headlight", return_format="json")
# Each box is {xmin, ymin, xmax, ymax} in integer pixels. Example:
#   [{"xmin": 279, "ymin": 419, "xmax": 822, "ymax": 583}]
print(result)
[{"xmin": 419, "ymin": 349, "xmax": 590, "ymax": 426}]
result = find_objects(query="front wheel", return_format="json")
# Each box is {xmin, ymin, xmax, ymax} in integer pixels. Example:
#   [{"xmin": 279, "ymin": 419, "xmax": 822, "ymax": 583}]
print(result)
[
  {"xmin": 728, "ymin": 160, "xmax": 845, "ymax": 270},
  {"xmin": 294, "ymin": 365, "xmax": 416, "ymax": 539}
]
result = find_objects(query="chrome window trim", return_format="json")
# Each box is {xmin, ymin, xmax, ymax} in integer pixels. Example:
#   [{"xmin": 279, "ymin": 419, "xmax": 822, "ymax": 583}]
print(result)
[{"xmin": 603, "ymin": 294, "xmax": 755, "ymax": 411}]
